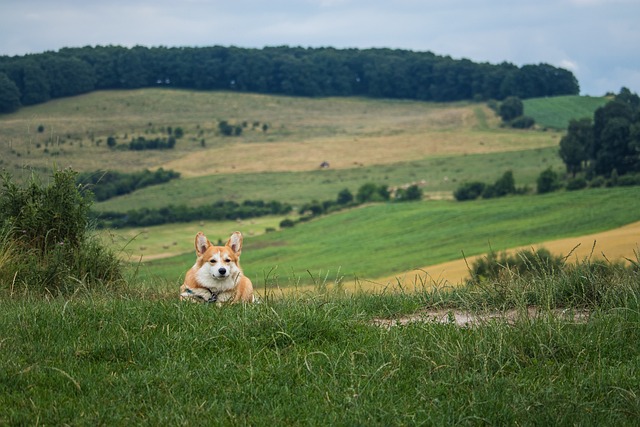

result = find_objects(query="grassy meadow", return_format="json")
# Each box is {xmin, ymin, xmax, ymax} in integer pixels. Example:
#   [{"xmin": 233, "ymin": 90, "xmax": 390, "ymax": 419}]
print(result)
[
  {"xmin": 523, "ymin": 95, "xmax": 609, "ymax": 130},
  {"xmin": 133, "ymin": 187, "xmax": 640, "ymax": 292},
  {"xmin": 2, "ymin": 89, "xmax": 639, "ymax": 425},
  {"xmin": 1, "ymin": 89, "xmax": 560, "ymax": 180}
]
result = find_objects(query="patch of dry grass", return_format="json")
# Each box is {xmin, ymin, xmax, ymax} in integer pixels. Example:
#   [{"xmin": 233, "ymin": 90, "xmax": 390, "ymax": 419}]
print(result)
[{"xmin": 0, "ymin": 89, "xmax": 560, "ymax": 177}]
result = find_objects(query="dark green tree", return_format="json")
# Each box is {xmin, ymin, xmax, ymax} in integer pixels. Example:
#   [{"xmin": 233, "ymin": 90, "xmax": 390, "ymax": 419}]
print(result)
[
  {"xmin": 559, "ymin": 118, "xmax": 592, "ymax": 177},
  {"xmin": 499, "ymin": 96, "xmax": 524, "ymax": 122},
  {"xmin": 537, "ymin": 167, "xmax": 562, "ymax": 194},
  {"xmin": 336, "ymin": 188, "xmax": 354, "ymax": 205},
  {"xmin": 0, "ymin": 72, "xmax": 21, "ymax": 113}
]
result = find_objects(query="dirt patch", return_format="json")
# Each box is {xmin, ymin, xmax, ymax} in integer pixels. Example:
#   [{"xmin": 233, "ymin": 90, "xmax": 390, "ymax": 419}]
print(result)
[{"xmin": 372, "ymin": 307, "xmax": 590, "ymax": 328}]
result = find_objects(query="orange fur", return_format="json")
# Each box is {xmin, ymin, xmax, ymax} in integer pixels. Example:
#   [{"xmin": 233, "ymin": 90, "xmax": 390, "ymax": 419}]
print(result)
[{"xmin": 180, "ymin": 231, "xmax": 254, "ymax": 304}]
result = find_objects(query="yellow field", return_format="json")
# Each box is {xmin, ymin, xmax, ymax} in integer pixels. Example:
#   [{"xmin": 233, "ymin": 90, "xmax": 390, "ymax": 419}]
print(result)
[{"xmin": 373, "ymin": 220, "xmax": 640, "ymax": 290}]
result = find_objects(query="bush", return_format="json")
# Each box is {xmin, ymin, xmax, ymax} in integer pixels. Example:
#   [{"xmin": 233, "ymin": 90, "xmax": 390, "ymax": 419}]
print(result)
[
  {"xmin": 483, "ymin": 170, "xmax": 516, "ymax": 199},
  {"xmin": 395, "ymin": 184, "xmax": 423, "ymax": 201},
  {"xmin": 356, "ymin": 183, "xmax": 390, "ymax": 203},
  {"xmin": 510, "ymin": 115, "xmax": 535, "ymax": 129},
  {"xmin": 279, "ymin": 218, "xmax": 296, "ymax": 228},
  {"xmin": 566, "ymin": 177, "xmax": 587, "ymax": 191},
  {"xmin": 454, "ymin": 181, "xmax": 486, "ymax": 201},
  {"xmin": 470, "ymin": 247, "xmax": 564, "ymax": 283},
  {"xmin": 537, "ymin": 168, "xmax": 562, "ymax": 194},
  {"xmin": 0, "ymin": 169, "xmax": 124, "ymax": 295}
]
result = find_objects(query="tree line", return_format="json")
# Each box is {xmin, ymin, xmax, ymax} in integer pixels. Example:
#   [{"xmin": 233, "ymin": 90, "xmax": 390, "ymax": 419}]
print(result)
[
  {"xmin": 77, "ymin": 168, "xmax": 180, "ymax": 202},
  {"xmin": 0, "ymin": 45, "xmax": 579, "ymax": 113},
  {"xmin": 559, "ymin": 88, "xmax": 640, "ymax": 179}
]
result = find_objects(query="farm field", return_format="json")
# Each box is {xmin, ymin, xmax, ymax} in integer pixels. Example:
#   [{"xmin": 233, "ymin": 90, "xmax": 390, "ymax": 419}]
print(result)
[
  {"xmin": 128, "ymin": 187, "xmax": 640, "ymax": 293},
  {"xmin": 523, "ymin": 95, "xmax": 608, "ymax": 129},
  {"xmin": 1, "ymin": 88, "xmax": 559, "ymax": 179}
]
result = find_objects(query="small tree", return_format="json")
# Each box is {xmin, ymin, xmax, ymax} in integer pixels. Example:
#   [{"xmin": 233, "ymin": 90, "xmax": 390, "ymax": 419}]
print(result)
[
  {"xmin": 396, "ymin": 184, "xmax": 423, "ymax": 201},
  {"xmin": 499, "ymin": 96, "xmax": 523, "ymax": 122},
  {"xmin": 454, "ymin": 181, "xmax": 486, "ymax": 201},
  {"xmin": 336, "ymin": 188, "xmax": 354, "ymax": 205},
  {"xmin": 537, "ymin": 167, "xmax": 562, "ymax": 194}
]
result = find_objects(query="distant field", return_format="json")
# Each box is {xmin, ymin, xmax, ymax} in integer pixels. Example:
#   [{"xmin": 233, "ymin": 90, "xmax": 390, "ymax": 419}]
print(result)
[
  {"xmin": 1, "ymin": 89, "xmax": 560, "ymax": 180},
  {"xmin": 130, "ymin": 187, "xmax": 640, "ymax": 291},
  {"xmin": 95, "ymin": 146, "xmax": 564, "ymax": 211},
  {"xmin": 524, "ymin": 95, "xmax": 608, "ymax": 130}
]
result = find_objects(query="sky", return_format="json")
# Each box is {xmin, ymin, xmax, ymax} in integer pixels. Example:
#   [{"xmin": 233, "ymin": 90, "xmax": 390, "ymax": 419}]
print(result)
[{"xmin": 1, "ymin": 0, "xmax": 639, "ymax": 96}]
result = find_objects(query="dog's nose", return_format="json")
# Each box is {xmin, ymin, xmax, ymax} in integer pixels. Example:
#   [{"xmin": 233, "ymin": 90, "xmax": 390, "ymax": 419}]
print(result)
[{"xmin": 218, "ymin": 267, "xmax": 227, "ymax": 275}]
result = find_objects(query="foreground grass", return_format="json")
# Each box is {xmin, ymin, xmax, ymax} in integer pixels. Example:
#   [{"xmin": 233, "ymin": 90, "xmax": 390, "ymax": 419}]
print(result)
[{"xmin": 2, "ymin": 262, "xmax": 639, "ymax": 425}]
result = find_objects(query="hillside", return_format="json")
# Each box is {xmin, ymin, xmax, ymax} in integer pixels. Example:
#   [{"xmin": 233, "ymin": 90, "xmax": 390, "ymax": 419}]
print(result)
[
  {"xmin": 132, "ymin": 187, "xmax": 640, "ymax": 289},
  {"xmin": 1, "ymin": 89, "xmax": 573, "ymax": 211},
  {"xmin": 523, "ymin": 95, "xmax": 608, "ymax": 129}
]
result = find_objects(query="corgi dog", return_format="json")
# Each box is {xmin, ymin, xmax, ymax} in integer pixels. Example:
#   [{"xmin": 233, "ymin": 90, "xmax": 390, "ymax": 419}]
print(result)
[{"xmin": 180, "ymin": 231, "xmax": 254, "ymax": 304}]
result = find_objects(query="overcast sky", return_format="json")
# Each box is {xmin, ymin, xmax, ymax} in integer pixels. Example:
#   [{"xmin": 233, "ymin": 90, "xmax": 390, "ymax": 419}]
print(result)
[{"xmin": 1, "ymin": 0, "xmax": 639, "ymax": 96}]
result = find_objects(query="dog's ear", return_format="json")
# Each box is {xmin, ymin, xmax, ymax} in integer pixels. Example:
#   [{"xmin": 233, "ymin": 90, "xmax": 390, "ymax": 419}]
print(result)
[
  {"xmin": 195, "ymin": 232, "xmax": 210, "ymax": 256},
  {"xmin": 227, "ymin": 231, "xmax": 243, "ymax": 256}
]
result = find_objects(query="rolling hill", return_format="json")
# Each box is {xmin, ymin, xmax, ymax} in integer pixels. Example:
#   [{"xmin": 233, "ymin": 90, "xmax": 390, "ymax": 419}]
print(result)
[{"xmin": 2, "ymin": 89, "xmax": 628, "ymax": 289}]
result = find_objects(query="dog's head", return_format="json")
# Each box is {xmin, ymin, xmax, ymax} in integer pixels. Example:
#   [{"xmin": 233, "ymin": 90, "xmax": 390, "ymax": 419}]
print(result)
[{"xmin": 192, "ymin": 231, "xmax": 244, "ymax": 286}]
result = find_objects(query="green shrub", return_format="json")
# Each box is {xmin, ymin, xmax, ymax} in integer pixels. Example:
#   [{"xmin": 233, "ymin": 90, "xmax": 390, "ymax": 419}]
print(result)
[
  {"xmin": 510, "ymin": 115, "xmax": 536, "ymax": 129},
  {"xmin": 536, "ymin": 167, "xmax": 562, "ymax": 194},
  {"xmin": 454, "ymin": 181, "xmax": 486, "ymax": 201},
  {"xmin": 566, "ymin": 177, "xmax": 587, "ymax": 191},
  {"xmin": 469, "ymin": 247, "xmax": 564, "ymax": 283},
  {"xmin": 0, "ymin": 169, "xmax": 124, "ymax": 295}
]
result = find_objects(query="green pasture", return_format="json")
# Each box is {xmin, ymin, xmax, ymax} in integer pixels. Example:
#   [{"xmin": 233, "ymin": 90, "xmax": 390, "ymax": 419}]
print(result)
[
  {"xmin": 134, "ymin": 187, "xmax": 640, "ymax": 288},
  {"xmin": 524, "ymin": 95, "xmax": 608, "ymax": 130},
  {"xmin": 95, "ymin": 146, "xmax": 564, "ymax": 212}
]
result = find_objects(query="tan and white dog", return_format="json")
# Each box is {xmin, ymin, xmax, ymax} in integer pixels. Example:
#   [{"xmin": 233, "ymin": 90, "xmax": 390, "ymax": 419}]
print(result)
[{"xmin": 180, "ymin": 231, "xmax": 254, "ymax": 304}]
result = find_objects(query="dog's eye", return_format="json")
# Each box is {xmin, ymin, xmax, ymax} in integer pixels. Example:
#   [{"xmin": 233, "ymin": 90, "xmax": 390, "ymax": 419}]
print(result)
[
  {"xmin": 224, "ymin": 258, "xmax": 231, "ymax": 263},
  {"xmin": 209, "ymin": 259, "xmax": 217, "ymax": 264}
]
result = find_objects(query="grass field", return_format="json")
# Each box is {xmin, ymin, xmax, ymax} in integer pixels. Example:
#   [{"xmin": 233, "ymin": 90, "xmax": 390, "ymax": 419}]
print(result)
[
  {"xmin": 524, "ymin": 95, "xmax": 609, "ymax": 129},
  {"xmin": 3, "ymin": 89, "xmax": 640, "ymax": 426},
  {"xmin": 94, "ymin": 146, "xmax": 564, "ymax": 211},
  {"xmin": 129, "ymin": 187, "xmax": 640, "ymax": 292},
  {"xmin": 2, "ymin": 266, "xmax": 639, "ymax": 425},
  {"xmin": 1, "ymin": 89, "xmax": 560, "ymax": 179}
]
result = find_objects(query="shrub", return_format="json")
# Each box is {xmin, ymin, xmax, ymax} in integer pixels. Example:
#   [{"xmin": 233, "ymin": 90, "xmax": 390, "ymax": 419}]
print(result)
[
  {"xmin": 356, "ymin": 183, "xmax": 390, "ymax": 203},
  {"xmin": 510, "ymin": 115, "xmax": 535, "ymax": 129},
  {"xmin": 469, "ymin": 247, "xmax": 564, "ymax": 283},
  {"xmin": 537, "ymin": 167, "xmax": 562, "ymax": 194},
  {"xmin": 395, "ymin": 184, "xmax": 423, "ymax": 201},
  {"xmin": 454, "ymin": 181, "xmax": 486, "ymax": 201},
  {"xmin": 279, "ymin": 218, "xmax": 296, "ymax": 228},
  {"xmin": 566, "ymin": 177, "xmax": 587, "ymax": 191},
  {"xmin": 0, "ymin": 169, "xmax": 124, "ymax": 295}
]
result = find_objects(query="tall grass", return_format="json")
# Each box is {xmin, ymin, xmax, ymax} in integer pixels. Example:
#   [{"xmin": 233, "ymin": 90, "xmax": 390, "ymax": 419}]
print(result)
[
  {"xmin": 1, "ymin": 259, "xmax": 639, "ymax": 425},
  {"xmin": 0, "ymin": 169, "xmax": 125, "ymax": 296}
]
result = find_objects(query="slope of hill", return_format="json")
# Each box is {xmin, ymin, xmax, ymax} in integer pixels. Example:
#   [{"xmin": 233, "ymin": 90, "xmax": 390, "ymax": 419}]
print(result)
[
  {"xmin": 524, "ymin": 95, "xmax": 608, "ymax": 129},
  {"xmin": 133, "ymin": 187, "xmax": 640, "ymax": 288}
]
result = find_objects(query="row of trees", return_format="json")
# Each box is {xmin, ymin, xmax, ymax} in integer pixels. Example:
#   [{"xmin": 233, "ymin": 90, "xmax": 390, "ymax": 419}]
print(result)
[
  {"xmin": 97, "ymin": 199, "xmax": 292, "ymax": 228},
  {"xmin": 0, "ymin": 45, "xmax": 579, "ymax": 113},
  {"xmin": 76, "ymin": 168, "xmax": 180, "ymax": 202},
  {"xmin": 559, "ymin": 88, "xmax": 640, "ymax": 178}
]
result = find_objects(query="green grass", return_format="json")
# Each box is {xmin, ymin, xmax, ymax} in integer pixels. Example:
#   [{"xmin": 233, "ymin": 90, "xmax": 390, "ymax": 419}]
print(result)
[
  {"xmin": 2, "ymin": 264, "xmax": 639, "ymax": 425},
  {"xmin": 136, "ymin": 187, "xmax": 640, "ymax": 287},
  {"xmin": 524, "ymin": 95, "xmax": 609, "ymax": 130},
  {"xmin": 95, "ymin": 146, "xmax": 564, "ymax": 212}
]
